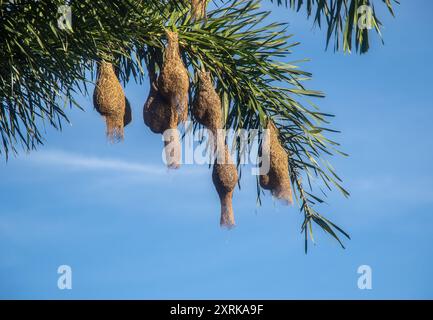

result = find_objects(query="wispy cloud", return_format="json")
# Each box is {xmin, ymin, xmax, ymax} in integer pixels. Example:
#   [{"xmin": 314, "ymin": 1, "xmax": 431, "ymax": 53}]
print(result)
[{"xmin": 27, "ymin": 150, "xmax": 168, "ymax": 175}]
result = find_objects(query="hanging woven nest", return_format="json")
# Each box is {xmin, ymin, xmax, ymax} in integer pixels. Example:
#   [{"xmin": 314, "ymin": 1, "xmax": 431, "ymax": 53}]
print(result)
[
  {"xmin": 143, "ymin": 81, "xmax": 177, "ymax": 134},
  {"xmin": 259, "ymin": 121, "xmax": 293, "ymax": 204},
  {"xmin": 212, "ymin": 145, "xmax": 238, "ymax": 227},
  {"xmin": 158, "ymin": 30, "xmax": 189, "ymax": 123},
  {"xmin": 192, "ymin": 70, "xmax": 222, "ymax": 132},
  {"xmin": 193, "ymin": 69, "xmax": 225, "ymax": 155},
  {"xmin": 93, "ymin": 61, "xmax": 126, "ymax": 142},
  {"xmin": 143, "ymin": 80, "xmax": 182, "ymax": 169}
]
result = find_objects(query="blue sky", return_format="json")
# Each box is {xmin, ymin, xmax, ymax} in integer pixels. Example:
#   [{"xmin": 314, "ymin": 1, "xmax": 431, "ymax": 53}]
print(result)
[{"xmin": 1, "ymin": 1, "xmax": 433, "ymax": 299}]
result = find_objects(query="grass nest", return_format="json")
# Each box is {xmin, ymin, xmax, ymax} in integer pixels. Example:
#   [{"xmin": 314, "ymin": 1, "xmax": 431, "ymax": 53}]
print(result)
[
  {"xmin": 158, "ymin": 30, "xmax": 189, "ymax": 124},
  {"xmin": 143, "ymin": 81, "xmax": 177, "ymax": 134},
  {"xmin": 259, "ymin": 121, "xmax": 293, "ymax": 204},
  {"xmin": 192, "ymin": 70, "xmax": 222, "ymax": 133},
  {"xmin": 93, "ymin": 61, "xmax": 126, "ymax": 142},
  {"xmin": 212, "ymin": 145, "xmax": 238, "ymax": 227},
  {"xmin": 143, "ymin": 80, "xmax": 181, "ymax": 169}
]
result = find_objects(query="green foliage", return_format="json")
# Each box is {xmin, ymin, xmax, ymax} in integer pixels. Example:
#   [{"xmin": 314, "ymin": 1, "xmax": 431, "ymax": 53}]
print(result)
[
  {"xmin": 0, "ymin": 0, "xmax": 397, "ymax": 250},
  {"xmin": 270, "ymin": 0, "xmax": 398, "ymax": 53}
]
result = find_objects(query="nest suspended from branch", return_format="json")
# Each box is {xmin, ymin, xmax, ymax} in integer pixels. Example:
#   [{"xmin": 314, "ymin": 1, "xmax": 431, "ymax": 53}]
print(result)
[
  {"xmin": 93, "ymin": 61, "xmax": 126, "ymax": 142},
  {"xmin": 143, "ymin": 81, "xmax": 182, "ymax": 169},
  {"xmin": 194, "ymin": 69, "xmax": 235, "ymax": 225},
  {"xmin": 143, "ymin": 81, "xmax": 177, "ymax": 134},
  {"xmin": 193, "ymin": 70, "xmax": 222, "ymax": 132},
  {"xmin": 212, "ymin": 145, "xmax": 238, "ymax": 228},
  {"xmin": 158, "ymin": 30, "xmax": 189, "ymax": 124},
  {"xmin": 193, "ymin": 69, "xmax": 225, "ymax": 157},
  {"xmin": 143, "ymin": 30, "xmax": 189, "ymax": 169},
  {"xmin": 259, "ymin": 121, "xmax": 293, "ymax": 204}
]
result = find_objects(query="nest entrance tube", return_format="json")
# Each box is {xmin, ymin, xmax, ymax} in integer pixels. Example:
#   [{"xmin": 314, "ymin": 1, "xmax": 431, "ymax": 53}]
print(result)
[
  {"xmin": 259, "ymin": 122, "xmax": 293, "ymax": 204},
  {"xmin": 93, "ymin": 61, "xmax": 126, "ymax": 142},
  {"xmin": 212, "ymin": 145, "xmax": 238, "ymax": 228}
]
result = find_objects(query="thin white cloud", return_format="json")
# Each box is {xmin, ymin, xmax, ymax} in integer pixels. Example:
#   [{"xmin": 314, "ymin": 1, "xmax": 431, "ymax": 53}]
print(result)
[
  {"xmin": 24, "ymin": 150, "xmax": 210, "ymax": 177},
  {"xmin": 28, "ymin": 150, "xmax": 167, "ymax": 175}
]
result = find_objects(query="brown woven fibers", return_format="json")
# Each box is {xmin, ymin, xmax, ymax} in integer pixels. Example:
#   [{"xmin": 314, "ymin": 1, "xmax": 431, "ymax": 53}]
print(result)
[
  {"xmin": 143, "ymin": 81, "xmax": 177, "ymax": 134},
  {"xmin": 93, "ymin": 61, "xmax": 126, "ymax": 142},
  {"xmin": 158, "ymin": 31, "xmax": 189, "ymax": 123},
  {"xmin": 259, "ymin": 122, "xmax": 293, "ymax": 204},
  {"xmin": 143, "ymin": 81, "xmax": 181, "ymax": 169},
  {"xmin": 212, "ymin": 145, "xmax": 238, "ymax": 227},
  {"xmin": 193, "ymin": 69, "xmax": 225, "ymax": 156},
  {"xmin": 191, "ymin": 0, "xmax": 207, "ymax": 20},
  {"xmin": 192, "ymin": 70, "xmax": 222, "ymax": 133}
]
